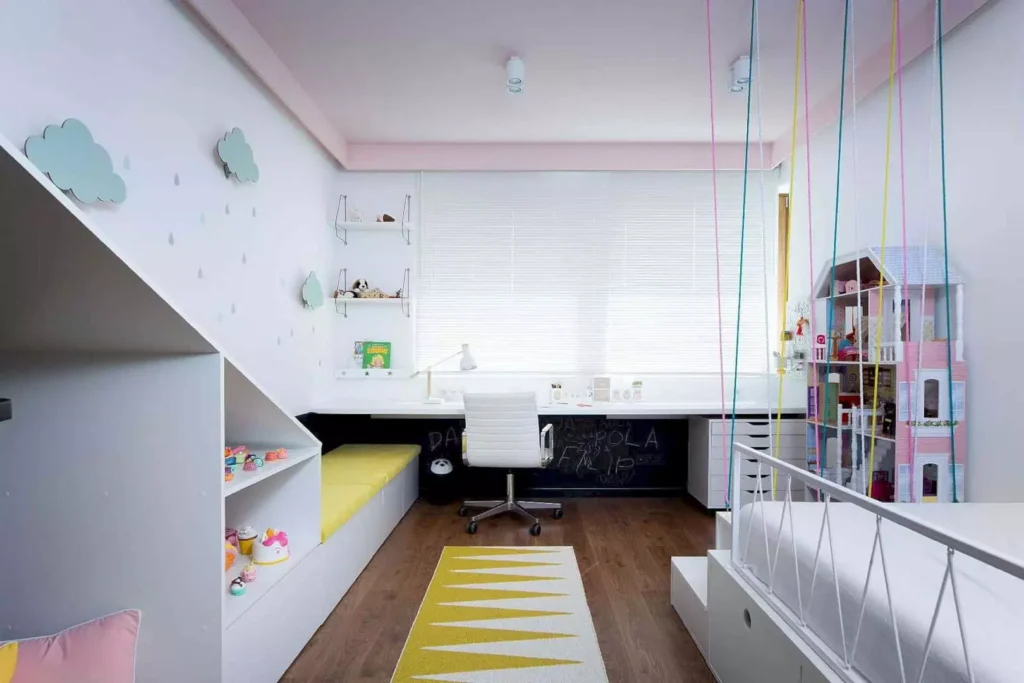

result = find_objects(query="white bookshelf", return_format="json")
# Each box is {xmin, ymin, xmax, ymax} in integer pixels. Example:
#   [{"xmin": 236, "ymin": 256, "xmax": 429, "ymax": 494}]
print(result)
[
  {"xmin": 223, "ymin": 446, "xmax": 320, "ymax": 497},
  {"xmin": 0, "ymin": 132, "xmax": 321, "ymax": 683}
]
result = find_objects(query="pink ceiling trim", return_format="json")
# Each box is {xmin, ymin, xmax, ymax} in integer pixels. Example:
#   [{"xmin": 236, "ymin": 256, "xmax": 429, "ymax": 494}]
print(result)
[
  {"xmin": 345, "ymin": 142, "xmax": 773, "ymax": 171},
  {"xmin": 181, "ymin": 0, "xmax": 347, "ymax": 166},
  {"xmin": 770, "ymin": 0, "xmax": 989, "ymax": 167}
]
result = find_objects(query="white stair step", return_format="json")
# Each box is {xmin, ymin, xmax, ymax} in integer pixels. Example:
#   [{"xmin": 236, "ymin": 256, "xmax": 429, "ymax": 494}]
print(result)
[{"xmin": 671, "ymin": 556, "xmax": 709, "ymax": 660}]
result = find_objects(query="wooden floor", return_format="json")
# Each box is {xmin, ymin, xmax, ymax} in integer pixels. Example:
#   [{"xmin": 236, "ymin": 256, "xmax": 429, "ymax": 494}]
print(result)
[{"xmin": 283, "ymin": 497, "xmax": 716, "ymax": 683}]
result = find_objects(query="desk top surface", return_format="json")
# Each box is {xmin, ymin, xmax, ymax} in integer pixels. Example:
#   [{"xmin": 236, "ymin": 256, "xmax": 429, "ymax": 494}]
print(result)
[{"xmin": 310, "ymin": 400, "xmax": 803, "ymax": 417}]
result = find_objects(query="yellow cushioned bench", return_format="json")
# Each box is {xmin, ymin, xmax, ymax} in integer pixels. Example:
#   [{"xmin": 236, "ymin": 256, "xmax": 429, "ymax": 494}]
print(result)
[{"xmin": 321, "ymin": 444, "xmax": 420, "ymax": 542}]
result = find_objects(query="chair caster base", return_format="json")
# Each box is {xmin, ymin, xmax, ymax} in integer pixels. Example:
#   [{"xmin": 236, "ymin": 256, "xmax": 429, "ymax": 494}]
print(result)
[
  {"xmin": 530, "ymin": 523, "xmax": 541, "ymax": 536},
  {"xmin": 466, "ymin": 521, "xmax": 478, "ymax": 534}
]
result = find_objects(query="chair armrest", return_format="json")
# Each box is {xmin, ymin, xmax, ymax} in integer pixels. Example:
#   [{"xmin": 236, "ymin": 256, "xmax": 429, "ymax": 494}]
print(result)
[{"xmin": 540, "ymin": 423, "xmax": 554, "ymax": 466}]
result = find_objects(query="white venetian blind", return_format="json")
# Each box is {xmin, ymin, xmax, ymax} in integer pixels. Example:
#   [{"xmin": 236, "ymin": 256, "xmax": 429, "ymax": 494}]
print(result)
[{"xmin": 417, "ymin": 171, "xmax": 770, "ymax": 374}]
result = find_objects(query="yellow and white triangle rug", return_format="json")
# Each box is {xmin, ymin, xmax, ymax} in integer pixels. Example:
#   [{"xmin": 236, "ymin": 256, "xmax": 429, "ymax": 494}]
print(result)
[{"xmin": 392, "ymin": 546, "xmax": 608, "ymax": 682}]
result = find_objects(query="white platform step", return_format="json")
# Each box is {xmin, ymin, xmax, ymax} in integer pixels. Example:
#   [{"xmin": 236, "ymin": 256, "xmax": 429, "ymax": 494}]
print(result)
[{"xmin": 670, "ymin": 556, "xmax": 709, "ymax": 660}]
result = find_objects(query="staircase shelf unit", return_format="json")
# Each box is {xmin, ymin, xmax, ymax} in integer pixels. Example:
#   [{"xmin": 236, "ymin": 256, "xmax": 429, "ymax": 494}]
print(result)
[
  {"xmin": 804, "ymin": 247, "xmax": 967, "ymax": 503},
  {"xmin": 0, "ymin": 132, "xmax": 322, "ymax": 682}
]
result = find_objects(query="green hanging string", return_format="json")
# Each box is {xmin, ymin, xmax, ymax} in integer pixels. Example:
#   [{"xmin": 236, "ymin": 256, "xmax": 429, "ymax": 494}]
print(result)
[
  {"xmin": 821, "ymin": 0, "xmax": 852, "ymax": 485},
  {"xmin": 726, "ymin": 0, "xmax": 758, "ymax": 509},
  {"xmin": 936, "ymin": 0, "xmax": 958, "ymax": 502}
]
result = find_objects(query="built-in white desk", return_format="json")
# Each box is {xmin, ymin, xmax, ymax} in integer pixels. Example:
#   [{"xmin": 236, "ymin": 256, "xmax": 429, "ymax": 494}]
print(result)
[{"xmin": 311, "ymin": 400, "xmax": 803, "ymax": 418}]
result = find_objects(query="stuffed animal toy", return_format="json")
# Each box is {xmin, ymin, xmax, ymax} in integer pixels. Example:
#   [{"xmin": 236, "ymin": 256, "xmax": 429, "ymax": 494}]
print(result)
[{"xmin": 352, "ymin": 278, "xmax": 389, "ymax": 299}]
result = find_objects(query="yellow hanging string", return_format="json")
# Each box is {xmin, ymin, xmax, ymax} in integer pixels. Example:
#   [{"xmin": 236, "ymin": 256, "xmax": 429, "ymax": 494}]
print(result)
[
  {"xmin": 773, "ymin": 0, "xmax": 804, "ymax": 498},
  {"xmin": 866, "ymin": 0, "xmax": 900, "ymax": 492}
]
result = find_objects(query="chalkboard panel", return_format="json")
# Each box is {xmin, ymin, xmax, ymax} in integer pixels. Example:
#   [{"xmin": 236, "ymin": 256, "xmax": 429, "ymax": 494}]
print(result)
[
  {"xmin": 300, "ymin": 413, "xmax": 686, "ymax": 496},
  {"xmin": 529, "ymin": 417, "xmax": 677, "ymax": 490}
]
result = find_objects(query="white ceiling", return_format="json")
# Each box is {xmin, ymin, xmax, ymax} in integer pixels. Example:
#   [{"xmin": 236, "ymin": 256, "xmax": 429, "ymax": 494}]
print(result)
[{"xmin": 230, "ymin": 0, "xmax": 948, "ymax": 145}]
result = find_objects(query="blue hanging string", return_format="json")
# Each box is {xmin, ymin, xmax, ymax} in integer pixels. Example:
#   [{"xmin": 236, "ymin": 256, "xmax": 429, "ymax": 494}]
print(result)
[
  {"xmin": 936, "ymin": 0, "xmax": 958, "ymax": 502},
  {"xmin": 726, "ymin": 0, "xmax": 758, "ymax": 509},
  {"xmin": 821, "ymin": 0, "xmax": 852, "ymax": 481}
]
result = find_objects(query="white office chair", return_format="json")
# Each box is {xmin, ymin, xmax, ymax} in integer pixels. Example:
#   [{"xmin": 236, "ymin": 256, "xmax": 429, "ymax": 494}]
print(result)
[{"xmin": 458, "ymin": 392, "xmax": 563, "ymax": 536}]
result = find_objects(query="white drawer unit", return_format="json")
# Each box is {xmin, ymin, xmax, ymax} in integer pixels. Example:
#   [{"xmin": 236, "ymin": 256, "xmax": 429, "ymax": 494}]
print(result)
[{"xmin": 688, "ymin": 416, "xmax": 807, "ymax": 510}]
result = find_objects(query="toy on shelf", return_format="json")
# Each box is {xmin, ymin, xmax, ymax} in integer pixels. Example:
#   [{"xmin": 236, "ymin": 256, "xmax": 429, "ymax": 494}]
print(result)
[
  {"xmin": 224, "ymin": 467, "xmax": 233, "ymax": 482},
  {"xmin": 265, "ymin": 448, "xmax": 288, "ymax": 461},
  {"xmin": 237, "ymin": 526, "xmax": 257, "ymax": 556},
  {"xmin": 240, "ymin": 562, "xmax": 257, "ymax": 584},
  {"xmin": 226, "ymin": 528, "xmax": 239, "ymax": 549},
  {"xmin": 253, "ymin": 528, "xmax": 290, "ymax": 566},
  {"xmin": 242, "ymin": 453, "xmax": 264, "ymax": 472},
  {"xmin": 225, "ymin": 543, "xmax": 238, "ymax": 571},
  {"xmin": 229, "ymin": 578, "xmax": 246, "ymax": 596},
  {"xmin": 352, "ymin": 278, "xmax": 389, "ymax": 299},
  {"xmin": 377, "ymin": 213, "xmax": 395, "ymax": 222}
]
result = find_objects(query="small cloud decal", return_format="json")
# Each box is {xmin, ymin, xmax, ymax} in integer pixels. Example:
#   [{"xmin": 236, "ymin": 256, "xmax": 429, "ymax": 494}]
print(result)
[
  {"xmin": 217, "ymin": 128, "xmax": 259, "ymax": 183},
  {"xmin": 25, "ymin": 119, "xmax": 126, "ymax": 204},
  {"xmin": 302, "ymin": 271, "xmax": 325, "ymax": 310}
]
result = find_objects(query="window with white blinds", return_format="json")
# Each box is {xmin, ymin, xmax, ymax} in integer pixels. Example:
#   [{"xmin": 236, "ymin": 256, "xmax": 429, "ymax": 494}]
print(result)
[{"xmin": 417, "ymin": 171, "xmax": 771, "ymax": 374}]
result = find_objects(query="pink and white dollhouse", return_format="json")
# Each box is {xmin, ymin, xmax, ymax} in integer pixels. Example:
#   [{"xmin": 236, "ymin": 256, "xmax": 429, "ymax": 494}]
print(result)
[{"xmin": 805, "ymin": 246, "xmax": 966, "ymax": 503}]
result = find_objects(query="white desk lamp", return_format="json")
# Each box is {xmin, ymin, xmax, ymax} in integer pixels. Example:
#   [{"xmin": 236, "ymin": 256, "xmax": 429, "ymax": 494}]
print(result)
[{"xmin": 411, "ymin": 343, "xmax": 477, "ymax": 403}]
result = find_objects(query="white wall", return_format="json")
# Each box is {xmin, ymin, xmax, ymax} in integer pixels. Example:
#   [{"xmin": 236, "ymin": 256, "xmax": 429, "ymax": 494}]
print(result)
[
  {"xmin": 784, "ymin": 0, "xmax": 1024, "ymax": 501},
  {"xmin": 0, "ymin": 0, "xmax": 337, "ymax": 414}
]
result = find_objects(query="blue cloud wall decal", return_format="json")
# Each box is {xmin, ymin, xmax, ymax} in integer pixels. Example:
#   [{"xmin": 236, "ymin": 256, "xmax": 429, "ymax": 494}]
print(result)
[
  {"xmin": 217, "ymin": 128, "xmax": 259, "ymax": 183},
  {"xmin": 25, "ymin": 119, "xmax": 126, "ymax": 204},
  {"xmin": 302, "ymin": 272, "xmax": 325, "ymax": 310}
]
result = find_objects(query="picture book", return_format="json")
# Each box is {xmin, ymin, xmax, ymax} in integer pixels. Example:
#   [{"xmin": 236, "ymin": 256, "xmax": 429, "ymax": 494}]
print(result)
[{"xmin": 361, "ymin": 341, "xmax": 392, "ymax": 369}]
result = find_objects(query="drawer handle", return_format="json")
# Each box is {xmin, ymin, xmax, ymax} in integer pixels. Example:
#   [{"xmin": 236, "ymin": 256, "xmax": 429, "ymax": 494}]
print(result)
[
  {"xmin": 746, "ymin": 421, "xmax": 769, "ymax": 426},
  {"xmin": 743, "ymin": 473, "xmax": 770, "ymax": 479},
  {"xmin": 751, "ymin": 446, "xmax": 769, "ymax": 451}
]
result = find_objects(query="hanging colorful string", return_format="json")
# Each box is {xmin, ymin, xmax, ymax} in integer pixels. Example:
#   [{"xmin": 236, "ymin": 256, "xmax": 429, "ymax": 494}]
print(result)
[
  {"xmin": 703, "ymin": 0, "xmax": 730, "ymax": 504},
  {"xmin": 821, "ymin": 0, "xmax": 852, "ymax": 487},
  {"xmin": 726, "ymin": 0, "xmax": 759, "ymax": 509},
  {"xmin": 773, "ymin": 0, "xmax": 805, "ymax": 499},
  {"xmin": 866, "ymin": 0, "xmax": 901, "ymax": 490},
  {"xmin": 799, "ymin": 0, "xmax": 823, "ymax": 482},
  {"xmin": 894, "ymin": 0, "xmax": 919, "ymax": 498},
  {"xmin": 936, "ymin": 0, "xmax": 958, "ymax": 501}
]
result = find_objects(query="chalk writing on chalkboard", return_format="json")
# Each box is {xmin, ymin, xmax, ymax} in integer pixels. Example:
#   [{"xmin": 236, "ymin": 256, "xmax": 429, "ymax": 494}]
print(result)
[
  {"xmin": 428, "ymin": 427, "xmax": 460, "ymax": 454},
  {"xmin": 428, "ymin": 417, "xmax": 670, "ymax": 487},
  {"xmin": 551, "ymin": 418, "xmax": 665, "ymax": 486}
]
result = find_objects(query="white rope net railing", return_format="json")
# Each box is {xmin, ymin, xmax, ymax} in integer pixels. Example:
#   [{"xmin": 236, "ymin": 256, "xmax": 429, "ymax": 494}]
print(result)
[{"xmin": 730, "ymin": 443, "xmax": 1019, "ymax": 683}]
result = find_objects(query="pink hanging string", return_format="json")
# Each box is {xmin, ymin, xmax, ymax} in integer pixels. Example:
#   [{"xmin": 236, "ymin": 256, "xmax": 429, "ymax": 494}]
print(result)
[
  {"xmin": 800, "ymin": 0, "xmax": 823, "ymax": 478},
  {"xmin": 704, "ymin": 0, "xmax": 730, "ymax": 503},
  {"xmin": 894, "ymin": 0, "xmax": 917, "ymax": 494}
]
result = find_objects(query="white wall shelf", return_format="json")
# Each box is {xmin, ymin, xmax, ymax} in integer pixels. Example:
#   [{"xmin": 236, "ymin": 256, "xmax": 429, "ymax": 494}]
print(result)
[
  {"xmin": 334, "ymin": 368, "xmax": 409, "ymax": 380},
  {"xmin": 223, "ymin": 445, "xmax": 320, "ymax": 497},
  {"xmin": 332, "ymin": 193, "xmax": 413, "ymax": 245},
  {"xmin": 333, "ymin": 267, "xmax": 411, "ymax": 317}
]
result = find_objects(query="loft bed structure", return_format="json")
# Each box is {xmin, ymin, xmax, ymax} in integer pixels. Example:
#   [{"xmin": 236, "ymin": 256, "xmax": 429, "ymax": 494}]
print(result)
[
  {"xmin": 0, "ymin": 131, "xmax": 324, "ymax": 681},
  {"xmin": 805, "ymin": 247, "xmax": 967, "ymax": 503}
]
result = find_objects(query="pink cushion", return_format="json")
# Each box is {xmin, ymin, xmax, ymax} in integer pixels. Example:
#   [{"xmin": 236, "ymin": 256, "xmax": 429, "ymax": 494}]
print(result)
[{"xmin": 4, "ymin": 609, "xmax": 140, "ymax": 683}]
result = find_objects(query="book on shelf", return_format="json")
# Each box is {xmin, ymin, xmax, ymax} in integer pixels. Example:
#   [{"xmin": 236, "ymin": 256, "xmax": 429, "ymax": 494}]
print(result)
[{"xmin": 361, "ymin": 341, "xmax": 392, "ymax": 369}]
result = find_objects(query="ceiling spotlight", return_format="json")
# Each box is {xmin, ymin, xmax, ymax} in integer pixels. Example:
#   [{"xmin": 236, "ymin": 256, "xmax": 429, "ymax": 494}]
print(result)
[
  {"xmin": 730, "ymin": 55, "xmax": 751, "ymax": 93},
  {"xmin": 506, "ymin": 56, "xmax": 524, "ymax": 93}
]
